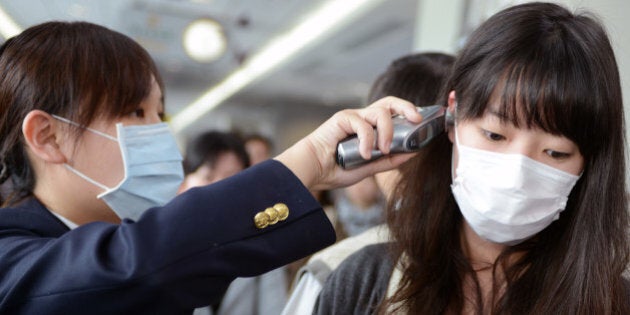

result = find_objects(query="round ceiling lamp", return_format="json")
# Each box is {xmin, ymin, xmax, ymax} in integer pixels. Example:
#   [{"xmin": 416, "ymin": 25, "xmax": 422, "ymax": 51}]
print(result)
[{"xmin": 182, "ymin": 18, "xmax": 226, "ymax": 63}]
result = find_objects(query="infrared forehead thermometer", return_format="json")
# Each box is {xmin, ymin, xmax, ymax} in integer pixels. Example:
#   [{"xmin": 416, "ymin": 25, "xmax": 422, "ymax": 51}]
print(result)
[{"xmin": 335, "ymin": 105, "xmax": 450, "ymax": 169}]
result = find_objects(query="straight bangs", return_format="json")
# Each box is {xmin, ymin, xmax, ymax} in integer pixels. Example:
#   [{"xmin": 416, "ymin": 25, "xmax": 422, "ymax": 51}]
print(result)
[
  {"xmin": 491, "ymin": 55, "xmax": 592, "ymax": 150},
  {"xmin": 452, "ymin": 7, "xmax": 621, "ymax": 161}
]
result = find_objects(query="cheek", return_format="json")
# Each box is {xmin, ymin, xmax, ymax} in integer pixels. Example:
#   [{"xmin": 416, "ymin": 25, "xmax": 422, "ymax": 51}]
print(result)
[
  {"xmin": 560, "ymin": 155, "xmax": 585, "ymax": 176},
  {"xmin": 92, "ymin": 139, "xmax": 125, "ymax": 187},
  {"xmin": 183, "ymin": 166, "xmax": 215, "ymax": 189},
  {"xmin": 70, "ymin": 134, "xmax": 124, "ymax": 187},
  {"xmin": 456, "ymin": 127, "xmax": 487, "ymax": 149}
]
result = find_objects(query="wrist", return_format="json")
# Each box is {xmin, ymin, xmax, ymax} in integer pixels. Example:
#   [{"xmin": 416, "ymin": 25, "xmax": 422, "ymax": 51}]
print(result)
[{"xmin": 274, "ymin": 139, "xmax": 321, "ymax": 189}]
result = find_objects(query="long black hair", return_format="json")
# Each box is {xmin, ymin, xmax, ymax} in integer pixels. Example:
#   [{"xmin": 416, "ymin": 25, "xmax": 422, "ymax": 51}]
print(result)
[{"xmin": 385, "ymin": 2, "xmax": 629, "ymax": 314}]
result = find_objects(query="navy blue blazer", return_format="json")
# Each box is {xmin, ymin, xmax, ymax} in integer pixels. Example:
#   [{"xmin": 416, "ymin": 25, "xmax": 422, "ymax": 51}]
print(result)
[{"xmin": 0, "ymin": 160, "xmax": 336, "ymax": 314}]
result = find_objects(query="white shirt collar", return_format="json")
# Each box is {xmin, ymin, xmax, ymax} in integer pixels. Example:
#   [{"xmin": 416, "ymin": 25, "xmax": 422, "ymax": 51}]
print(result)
[{"xmin": 49, "ymin": 210, "xmax": 79, "ymax": 230}]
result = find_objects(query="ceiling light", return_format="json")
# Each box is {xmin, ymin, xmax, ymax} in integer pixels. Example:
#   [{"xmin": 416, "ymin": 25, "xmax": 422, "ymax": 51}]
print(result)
[
  {"xmin": 170, "ymin": 0, "xmax": 386, "ymax": 133},
  {"xmin": 182, "ymin": 18, "xmax": 226, "ymax": 63},
  {"xmin": 0, "ymin": 4, "xmax": 22, "ymax": 39}
]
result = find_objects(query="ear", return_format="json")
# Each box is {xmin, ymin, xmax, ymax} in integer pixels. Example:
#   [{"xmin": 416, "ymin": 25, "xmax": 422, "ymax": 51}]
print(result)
[
  {"xmin": 446, "ymin": 91, "xmax": 456, "ymax": 143},
  {"xmin": 22, "ymin": 110, "xmax": 67, "ymax": 164},
  {"xmin": 447, "ymin": 90, "xmax": 457, "ymax": 112}
]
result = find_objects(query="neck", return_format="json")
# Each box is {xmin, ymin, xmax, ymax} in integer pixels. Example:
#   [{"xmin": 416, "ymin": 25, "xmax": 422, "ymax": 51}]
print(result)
[
  {"xmin": 461, "ymin": 222, "xmax": 506, "ymax": 268},
  {"xmin": 460, "ymin": 222, "xmax": 521, "ymax": 312},
  {"xmin": 33, "ymin": 164, "xmax": 121, "ymax": 225}
]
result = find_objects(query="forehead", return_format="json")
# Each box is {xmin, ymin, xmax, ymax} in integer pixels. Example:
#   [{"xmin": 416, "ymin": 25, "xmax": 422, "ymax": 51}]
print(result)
[
  {"xmin": 208, "ymin": 151, "xmax": 247, "ymax": 169},
  {"xmin": 247, "ymin": 140, "xmax": 268, "ymax": 150}
]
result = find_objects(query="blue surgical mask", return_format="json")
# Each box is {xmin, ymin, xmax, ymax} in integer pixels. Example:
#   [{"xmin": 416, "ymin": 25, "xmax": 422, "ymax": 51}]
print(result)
[{"xmin": 53, "ymin": 115, "xmax": 184, "ymax": 221}]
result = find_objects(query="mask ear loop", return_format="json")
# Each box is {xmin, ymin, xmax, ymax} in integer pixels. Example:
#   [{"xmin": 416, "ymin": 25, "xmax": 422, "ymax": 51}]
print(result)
[
  {"xmin": 51, "ymin": 115, "xmax": 115, "ymax": 192},
  {"xmin": 450, "ymin": 104, "xmax": 459, "ymax": 181},
  {"xmin": 51, "ymin": 115, "xmax": 118, "ymax": 142},
  {"xmin": 63, "ymin": 164, "xmax": 110, "ymax": 191}
]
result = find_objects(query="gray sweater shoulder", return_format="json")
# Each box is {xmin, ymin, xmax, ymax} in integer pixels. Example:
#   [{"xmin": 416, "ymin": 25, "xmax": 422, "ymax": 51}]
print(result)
[{"xmin": 313, "ymin": 243, "xmax": 394, "ymax": 315}]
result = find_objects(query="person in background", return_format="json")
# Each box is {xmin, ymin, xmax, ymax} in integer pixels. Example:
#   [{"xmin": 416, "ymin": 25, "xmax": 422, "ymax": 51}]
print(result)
[
  {"xmin": 244, "ymin": 134, "xmax": 274, "ymax": 165},
  {"xmin": 332, "ymin": 176, "xmax": 386, "ymax": 239},
  {"xmin": 314, "ymin": 3, "xmax": 630, "ymax": 314},
  {"xmin": 179, "ymin": 130, "xmax": 250, "ymax": 193},
  {"xmin": 330, "ymin": 51, "xmax": 457, "ymax": 241},
  {"xmin": 0, "ymin": 21, "xmax": 424, "ymax": 314},
  {"xmin": 180, "ymin": 130, "xmax": 288, "ymax": 315},
  {"xmin": 281, "ymin": 51, "xmax": 455, "ymax": 315}
]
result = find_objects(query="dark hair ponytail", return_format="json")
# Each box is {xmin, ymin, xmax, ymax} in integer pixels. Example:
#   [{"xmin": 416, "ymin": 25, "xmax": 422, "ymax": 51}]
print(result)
[{"xmin": 0, "ymin": 37, "xmax": 35, "ymax": 206}]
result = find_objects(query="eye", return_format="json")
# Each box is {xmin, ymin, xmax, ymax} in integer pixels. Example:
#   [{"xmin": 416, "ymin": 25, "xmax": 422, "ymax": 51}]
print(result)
[
  {"xmin": 544, "ymin": 149, "xmax": 571, "ymax": 160},
  {"xmin": 482, "ymin": 129, "xmax": 505, "ymax": 141}
]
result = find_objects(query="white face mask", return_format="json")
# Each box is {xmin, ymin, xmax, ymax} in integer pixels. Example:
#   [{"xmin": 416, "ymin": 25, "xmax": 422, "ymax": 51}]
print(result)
[
  {"xmin": 450, "ymin": 120, "xmax": 581, "ymax": 245},
  {"xmin": 54, "ymin": 116, "xmax": 184, "ymax": 221}
]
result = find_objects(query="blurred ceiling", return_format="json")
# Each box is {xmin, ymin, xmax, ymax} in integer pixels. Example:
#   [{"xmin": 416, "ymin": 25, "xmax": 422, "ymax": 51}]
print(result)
[
  {"xmin": 2, "ymin": 0, "xmax": 630, "ymax": 187},
  {"xmin": 0, "ymin": 0, "xmax": 419, "ymax": 145}
]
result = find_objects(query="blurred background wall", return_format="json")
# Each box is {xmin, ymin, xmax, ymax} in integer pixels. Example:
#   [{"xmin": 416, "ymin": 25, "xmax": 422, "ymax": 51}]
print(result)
[{"xmin": 0, "ymin": 0, "xmax": 627, "ymax": 185}]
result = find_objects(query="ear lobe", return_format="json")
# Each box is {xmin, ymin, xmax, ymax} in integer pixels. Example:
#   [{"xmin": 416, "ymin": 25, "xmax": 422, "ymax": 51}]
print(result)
[
  {"xmin": 446, "ymin": 91, "xmax": 457, "ymax": 143},
  {"xmin": 22, "ymin": 110, "xmax": 67, "ymax": 164}
]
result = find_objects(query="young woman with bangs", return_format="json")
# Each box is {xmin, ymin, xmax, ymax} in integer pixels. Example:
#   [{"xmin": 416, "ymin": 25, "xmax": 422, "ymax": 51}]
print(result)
[{"xmin": 314, "ymin": 2, "xmax": 629, "ymax": 314}]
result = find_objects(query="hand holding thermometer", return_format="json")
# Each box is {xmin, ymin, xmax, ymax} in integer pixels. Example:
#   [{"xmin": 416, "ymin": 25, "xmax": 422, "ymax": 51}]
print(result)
[{"xmin": 335, "ymin": 105, "xmax": 449, "ymax": 169}]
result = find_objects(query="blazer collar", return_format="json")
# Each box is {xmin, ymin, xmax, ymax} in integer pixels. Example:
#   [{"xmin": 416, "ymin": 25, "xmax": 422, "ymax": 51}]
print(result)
[{"xmin": 1, "ymin": 197, "xmax": 70, "ymax": 237}]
